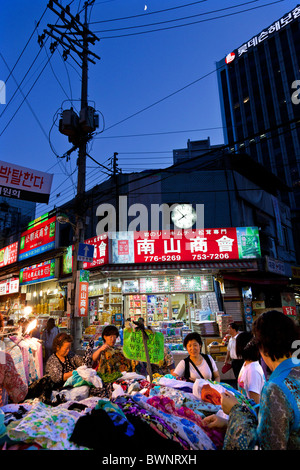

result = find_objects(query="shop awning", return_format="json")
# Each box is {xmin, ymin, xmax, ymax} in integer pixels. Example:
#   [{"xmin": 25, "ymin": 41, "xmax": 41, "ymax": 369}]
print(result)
[
  {"xmin": 222, "ymin": 273, "xmax": 289, "ymax": 285},
  {"xmin": 97, "ymin": 260, "xmax": 258, "ymax": 272}
]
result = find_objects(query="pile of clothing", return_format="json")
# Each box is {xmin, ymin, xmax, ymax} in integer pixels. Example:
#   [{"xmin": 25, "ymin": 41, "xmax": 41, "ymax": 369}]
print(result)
[{"xmin": 0, "ymin": 370, "xmax": 257, "ymax": 451}]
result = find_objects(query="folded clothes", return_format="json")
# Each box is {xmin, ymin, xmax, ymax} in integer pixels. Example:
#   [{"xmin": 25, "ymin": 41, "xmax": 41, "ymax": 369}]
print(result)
[{"xmin": 201, "ymin": 384, "xmax": 222, "ymax": 405}]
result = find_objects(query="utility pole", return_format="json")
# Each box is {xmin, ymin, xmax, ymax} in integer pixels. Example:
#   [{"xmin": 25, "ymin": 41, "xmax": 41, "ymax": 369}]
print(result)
[{"xmin": 43, "ymin": 0, "xmax": 100, "ymax": 350}]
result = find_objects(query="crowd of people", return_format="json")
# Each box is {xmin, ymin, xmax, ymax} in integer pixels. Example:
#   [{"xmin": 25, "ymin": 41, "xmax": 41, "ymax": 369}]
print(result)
[{"xmin": 0, "ymin": 310, "xmax": 300, "ymax": 450}]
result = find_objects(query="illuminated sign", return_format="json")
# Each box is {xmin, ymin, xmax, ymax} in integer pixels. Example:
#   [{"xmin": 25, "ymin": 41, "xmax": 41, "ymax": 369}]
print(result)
[
  {"xmin": 234, "ymin": 6, "xmax": 300, "ymax": 57},
  {"xmin": 0, "ymin": 242, "xmax": 18, "ymax": 268},
  {"xmin": 0, "ymin": 160, "xmax": 53, "ymax": 203},
  {"xmin": 18, "ymin": 212, "xmax": 56, "ymax": 261},
  {"xmin": 75, "ymin": 270, "xmax": 89, "ymax": 317},
  {"xmin": 225, "ymin": 52, "xmax": 235, "ymax": 64},
  {"xmin": 62, "ymin": 234, "xmax": 109, "ymax": 274},
  {"xmin": 19, "ymin": 259, "xmax": 56, "ymax": 285},
  {"xmin": 112, "ymin": 227, "xmax": 261, "ymax": 264},
  {"xmin": 0, "ymin": 277, "xmax": 19, "ymax": 295}
]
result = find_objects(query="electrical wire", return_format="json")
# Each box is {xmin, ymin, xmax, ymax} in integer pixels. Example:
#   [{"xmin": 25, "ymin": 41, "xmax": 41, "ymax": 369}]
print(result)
[
  {"xmin": 93, "ymin": 0, "xmax": 260, "ymax": 33},
  {"xmin": 91, "ymin": 0, "xmax": 209, "ymax": 24},
  {"xmin": 92, "ymin": 0, "xmax": 284, "ymax": 38}
]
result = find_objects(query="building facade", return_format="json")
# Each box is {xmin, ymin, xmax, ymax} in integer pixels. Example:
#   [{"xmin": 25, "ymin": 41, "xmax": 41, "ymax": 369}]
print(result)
[{"xmin": 216, "ymin": 5, "xmax": 300, "ymax": 215}]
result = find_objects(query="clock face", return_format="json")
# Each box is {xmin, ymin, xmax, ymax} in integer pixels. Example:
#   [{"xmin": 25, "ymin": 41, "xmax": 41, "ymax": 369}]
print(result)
[{"xmin": 171, "ymin": 204, "xmax": 197, "ymax": 229}]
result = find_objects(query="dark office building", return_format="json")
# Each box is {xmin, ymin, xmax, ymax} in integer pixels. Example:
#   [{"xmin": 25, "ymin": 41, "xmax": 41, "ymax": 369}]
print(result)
[{"xmin": 216, "ymin": 5, "xmax": 300, "ymax": 213}]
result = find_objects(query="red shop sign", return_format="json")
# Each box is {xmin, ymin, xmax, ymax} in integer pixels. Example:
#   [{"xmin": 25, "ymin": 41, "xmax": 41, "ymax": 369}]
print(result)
[{"xmin": 133, "ymin": 228, "xmax": 239, "ymax": 263}]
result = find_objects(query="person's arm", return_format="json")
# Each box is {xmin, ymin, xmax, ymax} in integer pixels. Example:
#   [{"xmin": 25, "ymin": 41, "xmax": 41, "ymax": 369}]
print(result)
[
  {"xmin": 249, "ymin": 391, "xmax": 260, "ymax": 404},
  {"xmin": 208, "ymin": 355, "xmax": 220, "ymax": 382},
  {"xmin": 256, "ymin": 382, "xmax": 292, "ymax": 450},
  {"xmin": 92, "ymin": 342, "xmax": 110, "ymax": 362},
  {"xmin": 172, "ymin": 359, "xmax": 185, "ymax": 378}
]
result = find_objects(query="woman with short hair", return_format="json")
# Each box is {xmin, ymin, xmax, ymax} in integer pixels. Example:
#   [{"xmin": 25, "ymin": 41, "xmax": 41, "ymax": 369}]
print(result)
[
  {"xmin": 173, "ymin": 332, "xmax": 220, "ymax": 382},
  {"xmin": 45, "ymin": 332, "xmax": 84, "ymax": 387}
]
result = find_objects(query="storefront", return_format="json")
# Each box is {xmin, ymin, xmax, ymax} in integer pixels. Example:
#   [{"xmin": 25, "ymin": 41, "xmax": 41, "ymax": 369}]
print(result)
[{"xmin": 19, "ymin": 258, "xmax": 68, "ymax": 334}]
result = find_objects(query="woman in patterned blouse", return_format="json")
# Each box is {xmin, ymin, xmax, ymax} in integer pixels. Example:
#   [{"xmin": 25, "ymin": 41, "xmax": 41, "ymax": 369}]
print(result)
[
  {"xmin": 203, "ymin": 310, "xmax": 300, "ymax": 450},
  {"xmin": 45, "ymin": 333, "xmax": 84, "ymax": 388}
]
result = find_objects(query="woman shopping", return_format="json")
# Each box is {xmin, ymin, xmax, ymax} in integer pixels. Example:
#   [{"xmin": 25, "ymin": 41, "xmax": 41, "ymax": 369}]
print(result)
[
  {"xmin": 203, "ymin": 310, "xmax": 300, "ymax": 450},
  {"xmin": 173, "ymin": 332, "xmax": 220, "ymax": 382}
]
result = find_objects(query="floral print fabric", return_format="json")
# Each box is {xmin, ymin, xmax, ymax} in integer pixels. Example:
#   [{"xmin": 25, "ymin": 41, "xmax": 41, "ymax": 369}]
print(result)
[{"xmin": 6, "ymin": 402, "xmax": 88, "ymax": 450}]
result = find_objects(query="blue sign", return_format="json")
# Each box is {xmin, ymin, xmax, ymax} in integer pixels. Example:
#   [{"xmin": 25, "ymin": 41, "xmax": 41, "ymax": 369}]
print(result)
[{"xmin": 77, "ymin": 243, "xmax": 95, "ymax": 262}]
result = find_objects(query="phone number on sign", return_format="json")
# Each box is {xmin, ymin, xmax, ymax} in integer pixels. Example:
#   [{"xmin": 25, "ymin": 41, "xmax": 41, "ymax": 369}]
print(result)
[{"xmin": 143, "ymin": 253, "xmax": 230, "ymax": 262}]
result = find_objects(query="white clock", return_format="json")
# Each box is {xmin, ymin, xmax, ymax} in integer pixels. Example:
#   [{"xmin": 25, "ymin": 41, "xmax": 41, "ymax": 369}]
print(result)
[{"xmin": 171, "ymin": 204, "xmax": 197, "ymax": 229}]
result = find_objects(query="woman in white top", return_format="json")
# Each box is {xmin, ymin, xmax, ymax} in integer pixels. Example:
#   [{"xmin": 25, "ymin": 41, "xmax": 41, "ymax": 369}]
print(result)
[
  {"xmin": 173, "ymin": 332, "xmax": 220, "ymax": 382},
  {"xmin": 236, "ymin": 331, "xmax": 265, "ymax": 404}
]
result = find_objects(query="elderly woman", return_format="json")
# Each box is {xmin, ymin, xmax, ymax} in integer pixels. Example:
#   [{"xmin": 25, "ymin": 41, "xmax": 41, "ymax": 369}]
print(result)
[
  {"xmin": 91, "ymin": 325, "xmax": 137, "ymax": 377},
  {"xmin": 203, "ymin": 310, "xmax": 300, "ymax": 450},
  {"xmin": 45, "ymin": 332, "xmax": 84, "ymax": 388},
  {"xmin": 173, "ymin": 332, "xmax": 220, "ymax": 382}
]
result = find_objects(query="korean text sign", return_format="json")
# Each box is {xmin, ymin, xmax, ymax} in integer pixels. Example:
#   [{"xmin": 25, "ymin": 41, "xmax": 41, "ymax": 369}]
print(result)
[
  {"xmin": 0, "ymin": 160, "xmax": 53, "ymax": 203},
  {"xmin": 123, "ymin": 329, "xmax": 164, "ymax": 364}
]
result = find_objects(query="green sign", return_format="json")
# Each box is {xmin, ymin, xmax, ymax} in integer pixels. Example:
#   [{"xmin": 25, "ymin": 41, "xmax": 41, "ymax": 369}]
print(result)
[{"xmin": 123, "ymin": 329, "xmax": 164, "ymax": 364}]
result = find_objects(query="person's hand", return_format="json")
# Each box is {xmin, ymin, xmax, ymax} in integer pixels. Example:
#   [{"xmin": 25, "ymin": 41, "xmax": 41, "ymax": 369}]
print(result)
[
  {"xmin": 221, "ymin": 391, "xmax": 238, "ymax": 415},
  {"xmin": 202, "ymin": 414, "xmax": 228, "ymax": 430}
]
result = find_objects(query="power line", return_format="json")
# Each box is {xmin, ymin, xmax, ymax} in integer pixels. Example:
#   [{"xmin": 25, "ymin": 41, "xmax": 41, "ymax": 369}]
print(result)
[
  {"xmin": 92, "ymin": 0, "xmax": 284, "ymax": 38},
  {"xmin": 91, "ymin": 0, "xmax": 208, "ymax": 24},
  {"xmin": 93, "ymin": 0, "xmax": 260, "ymax": 33}
]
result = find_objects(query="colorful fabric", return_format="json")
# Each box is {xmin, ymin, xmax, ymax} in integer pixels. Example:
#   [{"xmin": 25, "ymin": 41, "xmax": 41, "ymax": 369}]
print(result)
[
  {"xmin": 95, "ymin": 399, "xmax": 135, "ymax": 436},
  {"xmin": 115, "ymin": 395, "xmax": 190, "ymax": 449},
  {"xmin": 4, "ymin": 339, "xmax": 27, "ymax": 386},
  {"xmin": 0, "ymin": 352, "xmax": 28, "ymax": 407},
  {"xmin": 223, "ymin": 403, "xmax": 258, "ymax": 450},
  {"xmin": 6, "ymin": 402, "xmax": 87, "ymax": 450},
  {"xmin": 96, "ymin": 345, "xmax": 137, "ymax": 376},
  {"xmin": 257, "ymin": 359, "xmax": 300, "ymax": 450},
  {"xmin": 130, "ymin": 393, "xmax": 216, "ymax": 450},
  {"xmin": 147, "ymin": 395, "xmax": 224, "ymax": 449},
  {"xmin": 201, "ymin": 384, "xmax": 222, "ymax": 405},
  {"xmin": 150, "ymin": 384, "xmax": 221, "ymax": 416}
]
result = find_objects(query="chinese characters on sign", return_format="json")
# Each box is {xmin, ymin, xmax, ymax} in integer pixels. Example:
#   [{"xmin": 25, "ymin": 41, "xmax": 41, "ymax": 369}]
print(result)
[
  {"xmin": 236, "ymin": 6, "xmax": 300, "ymax": 57},
  {"xmin": 0, "ymin": 160, "xmax": 53, "ymax": 203},
  {"xmin": 75, "ymin": 270, "xmax": 90, "ymax": 317},
  {"xmin": 18, "ymin": 215, "xmax": 56, "ymax": 261},
  {"xmin": 19, "ymin": 260, "xmax": 56, "ymax": 285},
  {"xmin": 82, "ymin": 235, "xmax": 109, "ymax": 269}
]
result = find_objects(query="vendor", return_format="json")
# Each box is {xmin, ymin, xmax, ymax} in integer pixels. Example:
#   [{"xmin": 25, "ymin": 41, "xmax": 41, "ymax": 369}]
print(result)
[
  {"xmin": 173, "ymin": 332, "xmax": 220, "ymax": 382},
  {"xmin": 45, "ymin": 333, "xmax": 84, "ymax": 388},
  {"xmin": 91, "ymin": 325, "xmax": 137, "ymax": 376}
]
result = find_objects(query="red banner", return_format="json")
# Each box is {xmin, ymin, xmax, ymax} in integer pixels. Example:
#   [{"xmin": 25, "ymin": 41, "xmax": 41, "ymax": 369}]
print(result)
[
  {"xmin": 82, "ymin": 234, "xmax": 109, "ymax": 269},
  {"xmin": 0, "ymin": 242, "xmax": 18, "ymax": 268},
  {"xmin": 133, "ymin": 228, "xmax": 240, "ymax": 263},
  {"xmin": 19, "ymin": 216, "xmax": 56, "ymax": 261}
]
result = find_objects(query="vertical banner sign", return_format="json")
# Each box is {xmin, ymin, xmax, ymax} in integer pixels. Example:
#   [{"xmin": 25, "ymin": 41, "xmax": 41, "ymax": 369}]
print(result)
[{"xmin": 75, "ymin": 270, "xmax": 90, "ymax": 317}]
